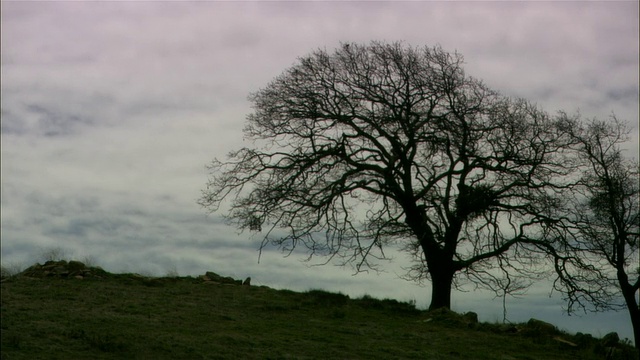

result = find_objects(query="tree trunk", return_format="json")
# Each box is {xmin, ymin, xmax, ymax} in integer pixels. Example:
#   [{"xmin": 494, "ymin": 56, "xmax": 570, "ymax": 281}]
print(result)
[
  {"xmin": 429, "ymin": 267, "xmax": 455, "ymax": 310},
  {"xmin": 619, "ymin": 274, "xmax": 640, "ymax": 349},
  {"xmin": 627, "ymin": 300, "xmax": 640, "ymax": 350},
  {"xmin": 415, "ymin": 222, "xmax": 458, "ymax": 311},
  {"xmin": 406, "ymin": 203, "xmax": 460, "ymax": 311}
]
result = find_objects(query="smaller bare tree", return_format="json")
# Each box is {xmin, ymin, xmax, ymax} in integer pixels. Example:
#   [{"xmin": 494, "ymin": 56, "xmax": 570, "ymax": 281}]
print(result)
[{"xmin": 550, "ymin": 115, "xmax": 639, "ymax": 348}]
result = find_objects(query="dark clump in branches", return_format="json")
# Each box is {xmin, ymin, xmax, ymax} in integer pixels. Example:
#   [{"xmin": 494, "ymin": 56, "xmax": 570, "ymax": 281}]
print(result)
[
  {"xmin": 200, "ymin": 41, "xmax": 580, "ymax": 311},
  {"xmin": 455, "ymin": 184, "xmax": 500, "ymax": 219}
]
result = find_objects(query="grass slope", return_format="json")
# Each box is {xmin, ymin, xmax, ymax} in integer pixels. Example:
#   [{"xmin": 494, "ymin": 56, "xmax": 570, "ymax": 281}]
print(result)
[{"xmin": 1, "ymin": 261, "xmax": 637, "ymax": 360}]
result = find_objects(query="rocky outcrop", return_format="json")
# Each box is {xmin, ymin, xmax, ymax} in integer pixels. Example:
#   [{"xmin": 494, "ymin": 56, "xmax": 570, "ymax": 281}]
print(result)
[
  {"xmin": 462, "ymin": 311, "xmax": 478, "ymax": 324},
  {"xmin": 11, "ymin": 262, "xmax": 253, "ymax": 288},
  {"xmin": 525, "ymin": 318, "xmax": 558, "ymax": 335},
  {"xmin": 421, "ymin": 308, "xmax": 479, "ymax": 328},
  {"xmin": 198, "ymin": 271, "xmax": 249, "ymax": 286},
  {"xmin": 18, "ymin": 260, "xmax": 108, "ymax": 279}
]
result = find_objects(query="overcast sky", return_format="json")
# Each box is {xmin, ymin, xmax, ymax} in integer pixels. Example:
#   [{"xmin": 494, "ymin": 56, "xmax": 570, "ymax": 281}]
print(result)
[{"xmin": 1, "ymin": 0, "xmax": 638, "ymax": 343}]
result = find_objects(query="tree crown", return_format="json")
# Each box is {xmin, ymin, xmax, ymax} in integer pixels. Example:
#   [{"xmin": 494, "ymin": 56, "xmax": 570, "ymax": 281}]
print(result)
[{"xmin": 201, "ymin": 41, "xmax": 575, "ymax": 285}]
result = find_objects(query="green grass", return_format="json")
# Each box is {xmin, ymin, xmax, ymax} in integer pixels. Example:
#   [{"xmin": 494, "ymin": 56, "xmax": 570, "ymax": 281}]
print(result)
[{"xmin": 1, "ymin": 261, "xmax": 637, "ymax": 359}]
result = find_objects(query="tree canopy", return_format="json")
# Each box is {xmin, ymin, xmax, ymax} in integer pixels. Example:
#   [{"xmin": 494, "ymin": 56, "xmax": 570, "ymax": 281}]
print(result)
[{"xmin": 200, "ymin": 41, "xmax": 582, "ymax": 310}]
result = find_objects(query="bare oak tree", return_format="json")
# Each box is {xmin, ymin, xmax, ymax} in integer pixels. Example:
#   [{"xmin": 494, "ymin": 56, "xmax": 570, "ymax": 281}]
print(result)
[
  {"xmin": 550, "ymin": 115, "xmax": 639, "ymax": 347},
  {"xmin": 200, "ymin": 42, "xmax": 573, "ymax": 310}
]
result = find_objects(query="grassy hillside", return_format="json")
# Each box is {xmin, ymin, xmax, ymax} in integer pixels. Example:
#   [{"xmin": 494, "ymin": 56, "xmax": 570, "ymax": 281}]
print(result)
[{"xmin": 1, "ymin": 260, "xmax": 637, "ymax": 360}]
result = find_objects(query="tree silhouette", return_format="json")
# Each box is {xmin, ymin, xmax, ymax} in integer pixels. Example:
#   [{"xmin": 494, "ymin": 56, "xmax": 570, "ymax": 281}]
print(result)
[
  {"xmin": 200, "ymin": 42, "xmax": 574, "ymax": 310},
  {"xmin": 550, "ymin": 115, "xmax": 639, "ymax": 348}
]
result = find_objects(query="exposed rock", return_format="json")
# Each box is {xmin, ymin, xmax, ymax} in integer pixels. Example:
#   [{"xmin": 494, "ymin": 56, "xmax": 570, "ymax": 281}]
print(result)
[
  {"xmin": 601, "ymin": 332, "xmax": 619, "ymax": 347},
  {"xmin": 199, "ymin": 271, "xmax": 248, "ymax": 286},
  {"xmin": 19, "ymin": 260, "xmax": 104, "ymax": 279},
  {"xmin": 525, "ymin": 318, "xmax": 558, "ymax": 336},
  {"xmin": 422, "ymin": 308, "xmax": 477, "ymax": 328},
  {"xmin": 68, "ymin": 260, "xmax": 86, "ymax": 272},
  {"xmin": 463, "ymin": 311, "xmax": 478, "ymax": 324},
  {"xmin": 205, "ymin": 271, "xmax": 239, "ymax": 285}
]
